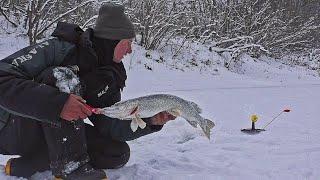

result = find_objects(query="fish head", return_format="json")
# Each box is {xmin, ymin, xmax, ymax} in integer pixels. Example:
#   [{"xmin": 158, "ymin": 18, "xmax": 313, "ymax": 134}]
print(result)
[{"xmin": 103, "ymin": 102, "xmax": 139, "ymax": 119}]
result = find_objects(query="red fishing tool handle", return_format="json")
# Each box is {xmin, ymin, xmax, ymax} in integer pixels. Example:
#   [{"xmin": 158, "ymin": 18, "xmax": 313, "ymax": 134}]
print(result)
[{"xmin": 84, "ymin": 104, "xmax": 99, "ymax": 114}]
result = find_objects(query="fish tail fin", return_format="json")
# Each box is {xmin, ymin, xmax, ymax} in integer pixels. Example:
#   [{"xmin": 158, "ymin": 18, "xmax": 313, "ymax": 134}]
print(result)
[{"xmin": 200, "ymin": 119, "xmax": 215, "ymax": 140}]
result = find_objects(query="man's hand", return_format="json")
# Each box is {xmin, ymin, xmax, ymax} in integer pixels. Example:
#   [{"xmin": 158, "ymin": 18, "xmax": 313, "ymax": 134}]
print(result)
[
  {"xmin": 149, "ymin": 111, "xmax": 177, "ymax": 125},
  {"xmin": 60, "ymin": 94, "xmax": 92, "ymax": 121}
]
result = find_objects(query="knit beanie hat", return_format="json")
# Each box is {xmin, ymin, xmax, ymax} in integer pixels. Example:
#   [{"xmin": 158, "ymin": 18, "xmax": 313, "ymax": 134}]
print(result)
[{"xmin": 94, "ymin": 3, "xmax": 135, "ymax": 40}]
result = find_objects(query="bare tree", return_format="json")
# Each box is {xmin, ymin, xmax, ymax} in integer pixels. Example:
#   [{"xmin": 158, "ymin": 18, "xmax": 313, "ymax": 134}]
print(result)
[
  {"xmin": 0, "ymin": 0, "xmax": 21, "ymax": 27},
  {"xmin": 0, "ymin": 0, "xmax": 99, "ymax": 44},
  {"xmin": 124, "ymin": 0, "xmax": 184, "ymax": 50},
  {"xmin": 26, "ymin": 0, "xmax": 97, "ymax": 44},
  {"xmin": 1, "ymin": 0, "xmax": 319, "ymax": 60}
]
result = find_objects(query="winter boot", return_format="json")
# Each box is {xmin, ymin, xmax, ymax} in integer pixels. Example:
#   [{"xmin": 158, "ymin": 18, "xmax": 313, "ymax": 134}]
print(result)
[
  {"xmin": 42, "ymin": 119, "xmax": 106, "ymax": 179},
  {"xmin": 4, "ymin": 151, "xmax": 50, "ymax": 178},
  {"xmin": 54, "ymin": 163, "xmax": 107, "ymax": 180}
]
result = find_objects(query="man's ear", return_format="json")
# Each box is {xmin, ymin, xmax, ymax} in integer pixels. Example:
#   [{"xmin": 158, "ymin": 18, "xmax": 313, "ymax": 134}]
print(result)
[
  {"xmin": 113, "ymin": 40, "xmax": 124, "ymax": 63},
  {"xmin": 113, "ymin": 39, "xmax": 131, "ymax": 63}
]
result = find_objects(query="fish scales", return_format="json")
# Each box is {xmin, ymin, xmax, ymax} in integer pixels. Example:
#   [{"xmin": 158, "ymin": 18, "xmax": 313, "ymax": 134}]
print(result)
[{"xmin": 100, "ymin": 94, "xmax": 215, "ymax": 139}]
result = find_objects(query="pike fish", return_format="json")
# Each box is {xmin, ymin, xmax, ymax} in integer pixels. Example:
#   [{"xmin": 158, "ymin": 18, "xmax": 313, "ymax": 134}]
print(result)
[{"xmin": 98, "ymin": 94, "xmax": 215, "ymax": 139}]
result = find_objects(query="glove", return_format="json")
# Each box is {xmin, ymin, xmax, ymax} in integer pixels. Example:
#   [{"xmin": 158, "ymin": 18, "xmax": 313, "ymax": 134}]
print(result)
[{"xmin": 35, "ymin": 66, "xmax": 81, "ymax": 95}]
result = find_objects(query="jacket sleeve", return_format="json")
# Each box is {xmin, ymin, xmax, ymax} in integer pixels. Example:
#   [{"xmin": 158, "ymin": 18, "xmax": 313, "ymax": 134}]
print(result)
[
  {"xmin": 0, "ymin": 39, "xmax": 74, "ymax": 124},
  {"xmin": 89, "ymin": 115, "xmax": 163, "ymax": 142}
]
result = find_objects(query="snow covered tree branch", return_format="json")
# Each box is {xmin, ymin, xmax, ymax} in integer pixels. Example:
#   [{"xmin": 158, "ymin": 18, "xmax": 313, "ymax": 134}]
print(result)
[
  {"xmin": 0, "ymin": 0, "xmax": 101, "ymax": 44},
  {"xmin": 1, "ymin": 0, "xmax": 318, "ymax": 61}
]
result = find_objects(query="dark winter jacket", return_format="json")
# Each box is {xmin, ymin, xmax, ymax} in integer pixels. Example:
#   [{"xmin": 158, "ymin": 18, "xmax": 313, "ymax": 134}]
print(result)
[{"xmin": 0, "ymin": 22, "xmax": 162, "ymax": 141}]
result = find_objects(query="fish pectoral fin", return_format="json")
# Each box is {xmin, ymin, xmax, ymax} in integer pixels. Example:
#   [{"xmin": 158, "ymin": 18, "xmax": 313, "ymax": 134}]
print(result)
[
  {"xmin": 135, "ymin": 114, "xmax": 147, "ymax": 129},
  {"xmin": 130, "ymin": 118, "xmax": 139, "ymax": 132},
  {"xmin": 167, "ymin": 108, "xmax": 181, "ymax": 117}
]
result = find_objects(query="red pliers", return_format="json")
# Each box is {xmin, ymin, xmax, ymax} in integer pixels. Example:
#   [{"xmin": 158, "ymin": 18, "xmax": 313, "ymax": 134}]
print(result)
[{"xmin": 84, "ymin": 104, "xmax": 100, "ymax": 114}]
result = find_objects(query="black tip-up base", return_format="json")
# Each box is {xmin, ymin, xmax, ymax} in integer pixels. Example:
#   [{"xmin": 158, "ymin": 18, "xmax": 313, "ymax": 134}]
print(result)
[{"xmin": 241, "ymin": 128, "xmax": 265, "ymax": 134}]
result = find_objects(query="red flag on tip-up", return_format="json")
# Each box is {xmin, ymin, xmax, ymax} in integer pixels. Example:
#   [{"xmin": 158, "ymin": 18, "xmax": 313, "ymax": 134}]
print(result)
[{"xmin": 283, "ymin": 109, "xmax": 291, "ymax": 112}]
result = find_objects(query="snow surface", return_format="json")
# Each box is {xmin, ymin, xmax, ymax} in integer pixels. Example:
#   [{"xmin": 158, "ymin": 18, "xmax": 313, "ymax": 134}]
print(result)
[{"xmin": 0, "ymin": 38, "xmax": 320, "ymax": 180}]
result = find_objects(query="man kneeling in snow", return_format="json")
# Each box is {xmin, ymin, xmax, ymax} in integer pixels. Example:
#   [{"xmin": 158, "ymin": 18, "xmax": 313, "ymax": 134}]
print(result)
[{"xmin": 0, "ymin": 3, "xmax": 175, "ymax": 180}]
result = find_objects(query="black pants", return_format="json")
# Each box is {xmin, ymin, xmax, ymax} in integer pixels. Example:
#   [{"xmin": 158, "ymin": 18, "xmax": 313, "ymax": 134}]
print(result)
[{"xmin": 0, "ymin": 115, "xmax": 130, "ymax": 172}]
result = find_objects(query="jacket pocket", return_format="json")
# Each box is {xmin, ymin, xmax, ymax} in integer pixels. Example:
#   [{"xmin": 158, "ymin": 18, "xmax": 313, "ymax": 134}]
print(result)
[
  {"xmin": 82, "ymin": 68, "xmax": 120, "ymax": 108},
  {"xmin": 0, "ymin": 107, "xmax": 10, "ymax": 130}
]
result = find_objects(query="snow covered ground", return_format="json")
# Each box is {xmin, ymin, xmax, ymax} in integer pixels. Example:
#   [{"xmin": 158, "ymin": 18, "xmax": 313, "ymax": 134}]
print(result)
[{"xmin": 0, "ymin": 37, "xmax": 320, "ymax": 180}]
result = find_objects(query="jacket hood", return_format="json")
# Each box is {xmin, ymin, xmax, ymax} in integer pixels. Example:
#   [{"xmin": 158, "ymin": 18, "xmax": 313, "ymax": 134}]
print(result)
[
  {"xmin": 51, "ymin": 21, "xmax": 127, "ymax": 90},
  {"xmin": 51, "ymin": 22, "xmax": 94, "ymax": 49}
]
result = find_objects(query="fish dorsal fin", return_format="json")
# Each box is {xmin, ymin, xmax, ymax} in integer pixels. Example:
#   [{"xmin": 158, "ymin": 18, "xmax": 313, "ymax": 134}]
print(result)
[{"xmin": 188, "ymin": 101, "xmax": 202, "ymax": 113}]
